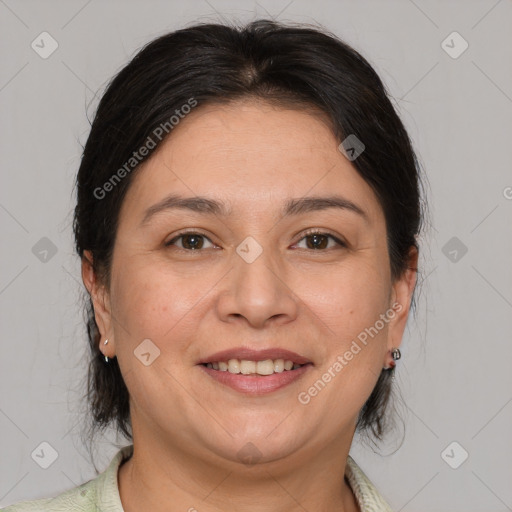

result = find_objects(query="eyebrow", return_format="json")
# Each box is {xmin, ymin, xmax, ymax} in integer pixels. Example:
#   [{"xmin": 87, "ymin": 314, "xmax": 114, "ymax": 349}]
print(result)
[{"xmin": 140, "ymin": 193, "xmax": 369, "ymax": 226}]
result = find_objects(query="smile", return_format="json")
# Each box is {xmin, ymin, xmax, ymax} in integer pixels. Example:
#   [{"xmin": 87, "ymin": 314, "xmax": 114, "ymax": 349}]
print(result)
[
  {"xmin": 198, "ymin": 359, "xmax": 313, "ymax": 395},
  {"xmin": 201, "ymin": 358, "xmax": 305, "ymax": 375}
]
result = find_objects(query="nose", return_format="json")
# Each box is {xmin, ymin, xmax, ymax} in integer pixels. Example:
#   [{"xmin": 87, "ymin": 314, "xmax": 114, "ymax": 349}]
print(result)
[{"xmin": 215, "ymin": 246, "xmax": 299, "ymax": 329}]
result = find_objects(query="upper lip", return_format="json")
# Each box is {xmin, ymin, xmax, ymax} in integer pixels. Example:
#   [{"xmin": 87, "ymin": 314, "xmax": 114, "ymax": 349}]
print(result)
[{"xmin": 197, "ymin": 347, "xmax": 312, "ymax": 365}]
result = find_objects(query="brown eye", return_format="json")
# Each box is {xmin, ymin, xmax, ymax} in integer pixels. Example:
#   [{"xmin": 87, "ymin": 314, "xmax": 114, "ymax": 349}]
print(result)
[
  {"xmin": 165, "ymin": 232, "xmax": 215, "ymax": 251},
  {"xmin": 293, "ymin": 231, "xmax": 345, "ymax": 251}
]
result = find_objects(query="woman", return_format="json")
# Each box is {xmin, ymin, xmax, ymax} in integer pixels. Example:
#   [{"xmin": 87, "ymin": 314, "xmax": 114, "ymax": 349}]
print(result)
[{"xmin": 3, "ymin": 18, "xmax": 423, "ymax": 512}]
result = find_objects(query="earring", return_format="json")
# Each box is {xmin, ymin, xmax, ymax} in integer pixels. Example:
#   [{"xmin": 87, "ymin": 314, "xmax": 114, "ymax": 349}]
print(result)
[
  {"xmin": 103, "ymin": 338, "xmax": 109, "ymax": 363},
  {"xmin": 384, "ymin": 347, "xmax": 401, "ymax": 370}
]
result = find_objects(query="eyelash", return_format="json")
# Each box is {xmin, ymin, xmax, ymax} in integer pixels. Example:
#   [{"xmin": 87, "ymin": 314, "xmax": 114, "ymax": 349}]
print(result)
[{"xmin": 164, "ymin": 228, "xmax": 346, "ymax": 252}]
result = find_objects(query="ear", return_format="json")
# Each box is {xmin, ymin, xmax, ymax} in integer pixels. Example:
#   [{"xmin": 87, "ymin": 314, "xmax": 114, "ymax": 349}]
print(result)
[
  {"xmin": 81, "ymin": 250, "xmax": 114, "ymax": 356},
  {"xmin": 386, "ymin": 246, "xmax": 419, "ymax": 356}
]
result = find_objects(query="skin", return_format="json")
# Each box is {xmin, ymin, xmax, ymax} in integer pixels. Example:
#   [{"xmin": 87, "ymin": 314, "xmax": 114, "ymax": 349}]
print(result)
[{"xmin": 82, "ymin": 99, "xmax": 418, "ymax": 512}]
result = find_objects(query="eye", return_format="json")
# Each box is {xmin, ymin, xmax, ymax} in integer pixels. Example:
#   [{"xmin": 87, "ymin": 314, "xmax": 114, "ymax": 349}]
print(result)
[
  {"xmin": 165, "ymin": 229, "xmax": 346, "ymax": 252},
  {"xmin": 292, "ymin": 230, "xmax": 346, "ymax": 251},
  {"xmin": 165, "ymin": 231, "xmax": 216, "ymax": 251}
]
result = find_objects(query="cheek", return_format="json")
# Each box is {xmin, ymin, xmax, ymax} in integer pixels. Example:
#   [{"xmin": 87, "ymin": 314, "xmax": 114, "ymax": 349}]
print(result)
[
  {"xmin": 304, "ymin": 261, "xmax": 390, "ymax": 401},
  {"xmin": 299, "ymin": 257, "xmax": 390, "ymax": 342},
  {"xmin": 295, "ymin": 258, "xmax": 390, "ymax": 408},
  {"xmin": 110, "ymin": 256, "xmax": 219, "ymax": 353},
  {"xmin": 297, "ymin": 276, "xmax": 389, "ymax": 429}
]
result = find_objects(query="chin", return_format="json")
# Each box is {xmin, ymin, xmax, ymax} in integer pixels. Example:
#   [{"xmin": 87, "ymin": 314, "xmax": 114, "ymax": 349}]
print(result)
[{"xmin": 203, "ymin": 426, "xmax": 305, "ymax": 467}]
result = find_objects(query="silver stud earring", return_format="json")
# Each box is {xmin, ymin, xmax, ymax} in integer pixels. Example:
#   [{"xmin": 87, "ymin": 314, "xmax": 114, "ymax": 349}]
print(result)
[
  {"xmin": 384, "ymin": 347, "xmax": 401, "ymax": 370},
  {"xmin": 103, "ymin": 338, "xmax": 109, "ymax": 363}
]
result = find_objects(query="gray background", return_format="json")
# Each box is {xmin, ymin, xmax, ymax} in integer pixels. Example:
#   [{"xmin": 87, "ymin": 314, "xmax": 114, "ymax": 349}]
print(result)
[{"xmin": 1, "ymin": 0, "xmax": 511, "ymax": 510}]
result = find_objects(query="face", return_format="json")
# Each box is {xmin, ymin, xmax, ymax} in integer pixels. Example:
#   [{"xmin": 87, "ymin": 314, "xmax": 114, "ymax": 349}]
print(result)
[{"xmin": 83, "ymin": 99, "xmax": 416, "ymax": 467}]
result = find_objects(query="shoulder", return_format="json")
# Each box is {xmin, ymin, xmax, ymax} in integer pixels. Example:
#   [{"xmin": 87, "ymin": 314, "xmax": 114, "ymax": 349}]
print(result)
[
  {"xmin": 345, "ymin": 455, "xmax": 394, "ymax": 512},
  {"xmin": 1, "ymin": 445, "xmax": 133, "ymax": 512},
  {"xmin": 0, "ymin": 479, "xmax": 97, "ymax": 512}
]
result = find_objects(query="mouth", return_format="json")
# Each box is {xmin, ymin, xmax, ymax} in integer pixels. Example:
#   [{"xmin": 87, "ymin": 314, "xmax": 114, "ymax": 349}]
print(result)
[
  {"xmin": 197, "ymin": 347, "xmax": 313, "ymax": 394},
  {"xmin": 200, "ymin": 358, "xmax": 310, "ymax": 375},
  {"xmin": 197, "ymin": 347, "xmax": 312, "ymax": 374}
]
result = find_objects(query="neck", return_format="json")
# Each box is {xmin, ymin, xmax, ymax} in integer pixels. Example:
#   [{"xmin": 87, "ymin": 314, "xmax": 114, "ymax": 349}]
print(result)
[{"xmin": 118, "ymin": 427, "xmax": 360, "ymax": 512}]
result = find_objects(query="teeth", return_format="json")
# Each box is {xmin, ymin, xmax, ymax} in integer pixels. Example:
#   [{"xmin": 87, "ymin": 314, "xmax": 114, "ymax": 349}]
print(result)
[
  {"xmin": 228, "ymin": 359, "xmax": 240, "ymax": 374},
  {"xmin": 206, "ymin": 358, "xmax": 304, "ymax": 375},
  {"xmin": 273, "ymin": 359, "xmax": 284, "ymax": 373},
  {"xmin": 240, "ymin": 360, "xmax": 256, "ymax": 375},
  {"xmin": 256, "ymin": 360, "xmax": 274, "ymax": 375}
]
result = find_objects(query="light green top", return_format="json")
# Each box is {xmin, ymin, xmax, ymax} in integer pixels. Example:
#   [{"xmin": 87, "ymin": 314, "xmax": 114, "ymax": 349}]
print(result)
[{"xmin": 1, "ymin": 445, "xmax": 393, "ymax": 511}]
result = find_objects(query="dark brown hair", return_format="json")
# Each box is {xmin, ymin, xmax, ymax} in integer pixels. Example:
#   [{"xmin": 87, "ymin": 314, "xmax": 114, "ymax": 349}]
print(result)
[{"xmin": 73, "ymin": 19, "xmax": 425, "ymax": 457}]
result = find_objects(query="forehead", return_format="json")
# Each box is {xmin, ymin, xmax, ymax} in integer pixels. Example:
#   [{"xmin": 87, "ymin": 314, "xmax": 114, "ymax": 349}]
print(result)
[{"xmin": 119, "ymin": 100, "xmax": 383, "ymax": 225}]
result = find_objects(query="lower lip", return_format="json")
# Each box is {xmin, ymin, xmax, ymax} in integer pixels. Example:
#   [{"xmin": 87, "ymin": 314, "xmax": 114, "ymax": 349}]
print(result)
[{"xmin": 198, "ymin": 364, "xmax": 313, "ymax": 395}]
